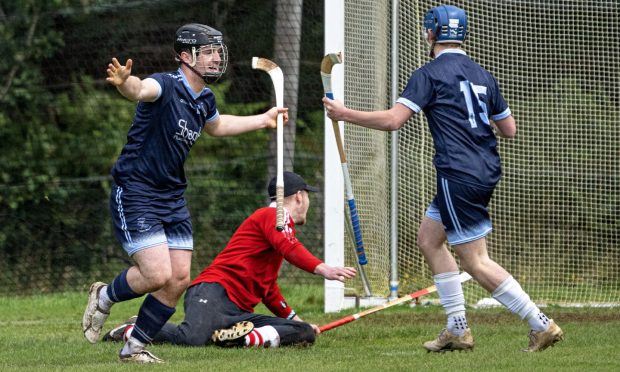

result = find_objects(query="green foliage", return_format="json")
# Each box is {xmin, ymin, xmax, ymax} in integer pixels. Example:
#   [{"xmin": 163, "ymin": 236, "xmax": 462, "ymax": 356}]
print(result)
[
  {"xmin": 53, "ymin": 76, "xmax": 133, "ymax": 177},
  {"xmin": 0, "ymin": 1, "xmax": 140, "ymax": 288},
  {"xmin": 0, "ymin": 75, "xmax": 135, "ymax": 292},
  {"xmin": 0, "ymin": 0, "xmax": 329, "ymax": 294}
]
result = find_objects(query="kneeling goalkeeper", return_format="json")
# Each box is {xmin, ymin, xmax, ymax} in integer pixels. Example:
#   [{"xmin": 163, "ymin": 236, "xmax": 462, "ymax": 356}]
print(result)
[{"xmin": 104, "ymin": 172, "xmax": 356, "ymax": 348}]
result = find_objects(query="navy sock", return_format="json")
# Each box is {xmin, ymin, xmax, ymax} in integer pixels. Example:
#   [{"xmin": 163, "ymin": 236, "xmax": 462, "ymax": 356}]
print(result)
[
  {"xmin": 131, "ymin": 294, "xmax": 176, "ymax": 344},
  {"xmin": 107, "ymin": 269, "xmax": 142, "ymax": 302}
]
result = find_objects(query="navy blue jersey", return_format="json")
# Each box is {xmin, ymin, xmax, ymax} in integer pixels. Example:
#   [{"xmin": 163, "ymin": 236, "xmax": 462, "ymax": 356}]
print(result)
[
  {"xmin": 397, "ymin": 49, "xmax": 511, "ymax": 187},
  {"xmin": 111, "ymin": 69, "xmax": 219, "ymax": 199}
]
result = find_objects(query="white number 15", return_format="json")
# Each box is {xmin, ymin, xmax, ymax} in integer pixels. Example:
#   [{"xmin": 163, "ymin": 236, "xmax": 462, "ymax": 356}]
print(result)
[{"xmin": 460, "ymin": 80, "xmax": 490, "ymax": 128}]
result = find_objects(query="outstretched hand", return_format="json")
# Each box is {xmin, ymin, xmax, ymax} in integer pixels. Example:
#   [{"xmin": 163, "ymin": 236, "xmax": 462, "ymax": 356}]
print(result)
[
  {"xmin": 106, "ymin": 57, "xmax": 133, "ymax": 86},
  {"xmin": 264, "ymin": 107, "xmax": 289, "ymax": 129},
  {"xmin": 314, "ymin": 263, "xmax": 357, "ymax": 283}
]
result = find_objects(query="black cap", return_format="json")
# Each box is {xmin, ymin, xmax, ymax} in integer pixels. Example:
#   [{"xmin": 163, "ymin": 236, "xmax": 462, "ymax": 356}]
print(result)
[{"xmin": 268, "ymin": 172, "xmax": 319, "ymax": 199}]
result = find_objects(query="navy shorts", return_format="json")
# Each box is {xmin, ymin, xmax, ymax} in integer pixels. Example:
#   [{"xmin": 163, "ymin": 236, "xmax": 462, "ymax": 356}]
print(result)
[
  {"xmin": 425, "ymin": 177, "xmax": 494, "ymax": 245},
  {"xmin": 109, "ymin": 182, "xmax": 193, "ymax": 256}
]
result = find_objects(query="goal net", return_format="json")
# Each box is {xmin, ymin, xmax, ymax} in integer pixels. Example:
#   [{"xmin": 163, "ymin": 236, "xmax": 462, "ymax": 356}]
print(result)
[{"xmin": 327, "ymin": 0, "xmax": 620, "ymax": 308}]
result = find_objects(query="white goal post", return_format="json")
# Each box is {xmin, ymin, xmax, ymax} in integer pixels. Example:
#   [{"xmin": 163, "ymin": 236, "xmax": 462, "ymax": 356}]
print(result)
[{"xmin": 323, "ymin": 0, "xmax": 347, "ymax": 313}]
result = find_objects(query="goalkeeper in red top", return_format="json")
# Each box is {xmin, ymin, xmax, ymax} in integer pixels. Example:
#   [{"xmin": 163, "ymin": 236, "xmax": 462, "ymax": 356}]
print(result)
[{"xmin": 103, "ymin": 171, "xmax": 356, "ymax": 348}]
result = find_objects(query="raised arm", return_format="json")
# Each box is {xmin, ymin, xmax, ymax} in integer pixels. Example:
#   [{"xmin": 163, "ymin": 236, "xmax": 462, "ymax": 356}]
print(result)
[
  {"xmin": 106, "ymin": 57, "xmax": 160, "ymax": 102},
  {"xmin": 204, "ymin": 107, "xmax": 288, "ymax": 137}
]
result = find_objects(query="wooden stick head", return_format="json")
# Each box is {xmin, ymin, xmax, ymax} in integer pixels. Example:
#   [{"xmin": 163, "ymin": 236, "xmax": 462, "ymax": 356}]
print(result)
[{"xmin": 320, "ymin": 52, "xmax": 343, "ymax": 74}]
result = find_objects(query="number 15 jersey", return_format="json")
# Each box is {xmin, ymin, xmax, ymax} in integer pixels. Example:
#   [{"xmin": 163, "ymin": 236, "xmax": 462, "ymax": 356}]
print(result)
[{"xmin": 397, "ymin": 49, "xmax": 512, "ymax": 188}]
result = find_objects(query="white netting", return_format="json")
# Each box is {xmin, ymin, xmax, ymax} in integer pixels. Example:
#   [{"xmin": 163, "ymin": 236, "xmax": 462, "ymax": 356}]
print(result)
[{"xmin": 342, "ymin": 0, "xmax": 620, "ymax": 305}]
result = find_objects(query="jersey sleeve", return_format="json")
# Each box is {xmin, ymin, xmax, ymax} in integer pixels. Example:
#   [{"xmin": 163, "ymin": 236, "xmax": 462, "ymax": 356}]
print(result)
[
  {"xmin": 264, "ymin": 211, "xmax": 322, "ymax": 274},
  {"xmin": 488, "ymin": 75, "xmax": 511, "ymax": 121},
  {"xmin": 203, "ymin": 87, "xmax": 219, "ymax": 123},
  {"xmin": 263, "ymin": 281, "xmax": 295, "ymax": 319},
  {"xmin": 396, "ymin": 68, "xmax": 434, "ymax": 113},
  {"xmin": 146, "ymin": 73, "xmax": 168, "ymax": 102}
]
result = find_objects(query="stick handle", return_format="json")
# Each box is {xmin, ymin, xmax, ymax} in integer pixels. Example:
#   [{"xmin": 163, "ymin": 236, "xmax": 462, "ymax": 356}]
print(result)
[
  {"xmin": 319, "ymin": 272, "xmax": 472, "ymax": 333},
  {"xmin": 252, "ymin": 57, "xmax": 285, "ymax": 232},
  {"xmin": 326, "ymin": 93, "xmax": 347, "ymax": 164},
  {"xmin": 275, "ymin": 185, "xmax": 284, "ymax": 231},
  {"xmin": 324, "ymin": 91, "xmax": 368, "ymax": 265},
  {"xmin": 275, "ymin": 111, "xmax": 284, "ymax": 231},
  {"xmin": 318, "ymin": 315, "xmax": 356, "ymax": 332},
  {"xmin": 346, "ymin": 187, "xmax": 367, "ymax": 265},
  {"xmin": 318, "ymin": 288, "xmax": 426, "ymax": 333},
  {"xmin": 274, "ymin": 73, "xmax": 284, "ymax": 232},
  {"xmin": 344, "ymin": 210, "xmax": 373, "ymax": 296}
]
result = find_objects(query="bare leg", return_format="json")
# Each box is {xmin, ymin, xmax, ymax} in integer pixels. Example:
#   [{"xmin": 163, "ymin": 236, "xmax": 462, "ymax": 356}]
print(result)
[
  {"xmin": 127, "ymin": 244, "xmax": 173, "ymax": 295},
  {"xmin": 151, "ymin": 249, "xmax": 192, "ymax": 307},
  {"xmin": 417, "ymin": 216, "xmax": 458, "ymax": 274},
  {"xmin": 127, "ymin": 246, "xmax": 191, "ymax": 306},
  {"xmin": 120, "ymin": 248, "xmax": 192, "ymax": 361},
  {"xmin": 452, "ymin": 237, "xmax": 509, "ymax": 292},
  {"xmin": 417, "ymin": 217, "xmax": 473, "ymax": 351}
]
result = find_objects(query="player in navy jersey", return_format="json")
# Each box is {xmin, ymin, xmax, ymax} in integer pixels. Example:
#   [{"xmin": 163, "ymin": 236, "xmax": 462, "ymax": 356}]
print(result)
[
  {"xmin": 323, "ymin": 5, "xmax": 563, "ymax": 353},
  {"xmin": 82, "ymin": 23, "xmax": 289, "ymax": 363},
  {"xmin": 101, "ymin": 172, "xmax": 357, "ymax": 348}
]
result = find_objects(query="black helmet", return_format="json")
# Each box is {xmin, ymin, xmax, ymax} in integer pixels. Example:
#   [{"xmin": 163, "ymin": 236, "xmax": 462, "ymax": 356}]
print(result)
[{"xmin": 174, "ymin": 23, "xmax": 228, "ymax": 84}]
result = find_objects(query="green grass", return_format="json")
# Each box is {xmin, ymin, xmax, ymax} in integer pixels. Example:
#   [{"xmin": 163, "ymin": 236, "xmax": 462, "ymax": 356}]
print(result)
[{"xmin": 1, "ymin": 285, "xmax": 619, "ymax": 371}]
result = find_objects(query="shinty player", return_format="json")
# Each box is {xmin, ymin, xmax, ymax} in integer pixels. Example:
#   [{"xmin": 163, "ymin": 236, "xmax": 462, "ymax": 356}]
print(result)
[
  {"xmin": 81, "ymin": 23, "xmax": 288, "ymax": 363},
  {"xmin": 323, "ymin": 4, "xmax": 563, "ymax": 353},
  {"xmin": 102, "ymin": 172, "xmax": 357, "ymax": 349}
]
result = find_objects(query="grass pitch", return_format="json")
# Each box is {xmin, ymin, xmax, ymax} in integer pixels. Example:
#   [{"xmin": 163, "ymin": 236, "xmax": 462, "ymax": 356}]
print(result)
[{"xmin": 1, "ymin": 284, "xmax": 619, "ymax": 371}]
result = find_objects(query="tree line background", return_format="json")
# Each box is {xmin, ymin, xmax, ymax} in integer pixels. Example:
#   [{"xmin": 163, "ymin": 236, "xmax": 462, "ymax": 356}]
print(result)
[{"xmin": 0, "ymin": 0, "xmax": 326, "ymax": 295}]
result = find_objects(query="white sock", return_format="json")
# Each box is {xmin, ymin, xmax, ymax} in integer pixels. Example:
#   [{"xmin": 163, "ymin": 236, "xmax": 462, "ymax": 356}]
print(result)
[
  {"xmin": 527, "ymin": 312, "xmax": 551, "ymax": 332},
  {"xmin": 98, "ymin": 285, "xmax": 114, "ymax": 312},
  {"xmin": 447, "ymin": 311, "xmax": 469, "ymax": 336},
  {"xmin": 492, "ymin": 276, "xmax": 549, "ymax": 331},
  {"xmin": 121, "ymin": 337, "xmax": 145, "ymax": 355},
  {"xmin": 245, "ymin": 326, "xmax": 280, "ymax": 348},
  {"xmin": 434, "ymin": 272, "xmax": 468, "ymax": 336}
]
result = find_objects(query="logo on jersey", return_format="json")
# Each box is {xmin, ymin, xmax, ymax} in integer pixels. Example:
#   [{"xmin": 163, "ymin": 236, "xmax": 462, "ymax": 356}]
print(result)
[
  {"xmin": 174, "ymin": 119, "xmax": 201, "ymax": 146},
  {"xmin": 179, "ymin": 98, "xmax": 205, "ymax": 116}
]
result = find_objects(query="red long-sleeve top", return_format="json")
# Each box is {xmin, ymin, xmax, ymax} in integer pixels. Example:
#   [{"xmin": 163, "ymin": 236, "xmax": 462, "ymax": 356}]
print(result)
[{"xmin": 191, "ymin": 206, "xmax": 322, "ymax": 318}]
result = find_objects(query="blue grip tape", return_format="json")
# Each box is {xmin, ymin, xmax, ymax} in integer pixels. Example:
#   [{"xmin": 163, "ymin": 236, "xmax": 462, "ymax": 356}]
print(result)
[{"xmin": 348, "ymin": 199, "xmax": 368, "ymax": 265}]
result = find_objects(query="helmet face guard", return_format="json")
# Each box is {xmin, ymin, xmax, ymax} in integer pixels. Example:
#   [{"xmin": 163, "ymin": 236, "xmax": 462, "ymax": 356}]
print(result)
[
  {"xmin": 423, "ymin": 5, "xmax": 468, "ymax": 57},
  {"xmin": 174, "ymin": 23, "xmax": 228, "ymax": 84}
]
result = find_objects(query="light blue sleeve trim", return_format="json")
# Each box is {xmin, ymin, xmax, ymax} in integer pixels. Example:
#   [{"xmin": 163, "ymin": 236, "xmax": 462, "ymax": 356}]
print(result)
[
  {"xmin": 287, "ymin": 310, "xmax": 297, "ymax": 320},
  {"xmin": 491, "ymin": 108, "xmax": 511, "ymax": 121},
  {"xmin": 396, "ymin": 97, "xmax": 422, "ymax": 113},
  {"xmin": 206, "ymin": 109, "xmax": 219, "ymax": 123},
  {"xmin": 144, "ymin": 77, "xmax": 162, "ymax": 100}
]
